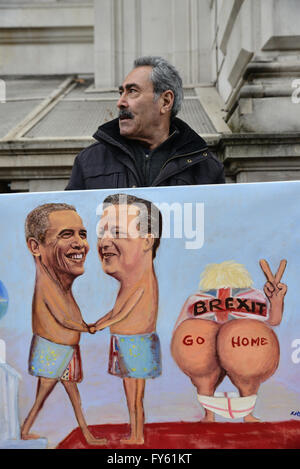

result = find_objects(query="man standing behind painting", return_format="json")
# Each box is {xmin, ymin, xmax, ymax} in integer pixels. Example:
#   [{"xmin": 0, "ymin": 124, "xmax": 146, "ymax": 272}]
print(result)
[
  {"xmin": 66, "ymin": 56, "xmax": 225, "ymax": 190},
  {"xmin": 91, "ymin": 194, "xmax": 162, "ymax": 445},
  {"xmin": 22, "ymin": 203, "xmax": 106, "ymax": 446}
]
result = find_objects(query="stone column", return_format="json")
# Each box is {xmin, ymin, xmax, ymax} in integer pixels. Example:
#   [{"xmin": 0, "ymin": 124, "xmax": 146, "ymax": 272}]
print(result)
[
  {"xmin": 212, "ymin": 0, "xmax": 300, "ymax": 132},
  {"xmin": 93, "ymin": 0, "xmax": 213, "ymax": 88}
]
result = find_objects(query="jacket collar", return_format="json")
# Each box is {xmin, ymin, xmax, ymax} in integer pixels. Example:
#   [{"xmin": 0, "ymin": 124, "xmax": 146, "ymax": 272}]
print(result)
[{"xmin": 93, "ymin": 117, "xmax": 208, "ymax": 155}]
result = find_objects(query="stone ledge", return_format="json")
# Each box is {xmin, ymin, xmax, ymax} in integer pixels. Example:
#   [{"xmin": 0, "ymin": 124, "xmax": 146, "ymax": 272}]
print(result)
[
  {"xmin": 219, "ymin": 132, "xmax": 300, "ymax": 150},
  {"xmin": 0, "ymin": 133, "xmax": 300, "ymax": 189},
  {"xmin": 0, "ymin": 137, "xmax": 94, "ymax": 151},
  {"xmin": 243, "ymin": 61, "xmax": 300, "ymax": 80},
  {"xmin": 218, "ymin": 132, "xmax": 300, "ymax": 183},
  {"xmin": 263, "ymin": 35, "xmax": 300, "ymax": 51},
  {"xmin": 0, "ymin": 26, "xmax": 94, "ymax": 45}
]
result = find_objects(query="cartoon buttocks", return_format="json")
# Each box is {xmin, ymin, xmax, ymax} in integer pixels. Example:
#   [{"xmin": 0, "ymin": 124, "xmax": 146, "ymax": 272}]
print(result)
[{"xmin": 171, "ymin": 260, "xmax": 287, "ymax": 422}]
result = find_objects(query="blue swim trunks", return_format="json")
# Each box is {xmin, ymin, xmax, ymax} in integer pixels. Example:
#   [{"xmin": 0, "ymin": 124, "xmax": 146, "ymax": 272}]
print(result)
[
  {"xmin": 28, "ymin": 334, "xmax": 83, "ymax": 382},
  {"xmin": 108, "ymin": 332, "xmax": 162, "ymax": 379}
]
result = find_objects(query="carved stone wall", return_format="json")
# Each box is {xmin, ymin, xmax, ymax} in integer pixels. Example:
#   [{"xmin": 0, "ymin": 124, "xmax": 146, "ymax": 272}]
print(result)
[
  {"xmin": 211, "ymin": 0, "xmax": 300, "ymax": 132},
  {"xmin": 0, "ymin": 1, "xmax": 94, "ymax": 75},
  {"xmin": 94, "ymin": 0, "xmax": 212, "ymax": 88}
]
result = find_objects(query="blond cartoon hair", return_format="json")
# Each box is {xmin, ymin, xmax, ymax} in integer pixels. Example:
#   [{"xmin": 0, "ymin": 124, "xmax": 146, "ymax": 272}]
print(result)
[{"xmin": 199, "ymin": 260, "xmax": 253, "ymax": 290}]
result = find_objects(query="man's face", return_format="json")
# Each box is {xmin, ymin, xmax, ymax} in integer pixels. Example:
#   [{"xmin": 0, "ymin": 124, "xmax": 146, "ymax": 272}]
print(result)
[
  {"xmin": 117, "ymin": 66, "xmax": 162, "ymax": 140},
  {"xmin": 97, "ymin": 204, "xmax": 148, "ymax": 280},
  {"xmin": 38, "ymin": 210, "xmax": 89, "ymax": 278}
]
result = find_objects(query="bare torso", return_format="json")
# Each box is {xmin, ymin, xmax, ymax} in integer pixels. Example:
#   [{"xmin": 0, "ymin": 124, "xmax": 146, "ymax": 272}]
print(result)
[
  {"xmin": 32, "ymin": 263, "xmax": 86, "ymax": 345},
  {"xmin": 110, "ymin": 270, "xmax": 158, "ymax": 335}
]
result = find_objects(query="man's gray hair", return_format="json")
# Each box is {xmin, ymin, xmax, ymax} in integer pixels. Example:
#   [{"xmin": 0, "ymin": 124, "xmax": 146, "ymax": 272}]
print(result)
[
  {"xmin": 134, "ymin": 56, "xmax": 183, "ymax": 118},
  {"xmin": 25, "ymin": 203, "xmax": 76, "ymax": 243}
]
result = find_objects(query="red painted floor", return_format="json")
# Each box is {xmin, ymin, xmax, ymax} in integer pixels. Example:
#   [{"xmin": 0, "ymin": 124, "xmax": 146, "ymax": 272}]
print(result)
[{"xmin": 57, "ymin": 420, "xmax": 300, "ymax": 449}]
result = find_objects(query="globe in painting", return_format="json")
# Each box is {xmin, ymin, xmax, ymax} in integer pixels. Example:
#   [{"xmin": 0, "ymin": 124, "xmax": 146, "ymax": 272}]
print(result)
[{"xmin": 0, "ymin": 280, "xmax": 8, "ymax": 320}]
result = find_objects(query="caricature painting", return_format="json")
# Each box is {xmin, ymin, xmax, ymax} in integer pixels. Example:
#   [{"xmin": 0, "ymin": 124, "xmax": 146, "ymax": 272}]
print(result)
[
  {"xmin": 1, "ymin": 181, "xmax": 300, "ymax": 449},
  {"xmin": 171, "ymin": 259, "xmax": 286, "ymax": 422}
]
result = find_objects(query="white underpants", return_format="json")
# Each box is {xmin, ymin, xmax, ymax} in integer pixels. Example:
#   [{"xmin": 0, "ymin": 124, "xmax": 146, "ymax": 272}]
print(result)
[{"xmin": 197, "ymin": 392, "xmax": 257, "ymax": 419}]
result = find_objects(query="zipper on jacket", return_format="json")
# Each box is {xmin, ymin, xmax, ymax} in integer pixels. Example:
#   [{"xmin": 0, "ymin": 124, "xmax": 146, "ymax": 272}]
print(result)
[
  {"xmin": 97, "ymin": 127, "xmax": 208, "ymax": 187},
  {"xmin": 159, "ymin": 147, "xmax": 208, "ymax": 173},
  {"xmin": 153, "ymin": 147, "xmax": 209, "ymax": 185}
]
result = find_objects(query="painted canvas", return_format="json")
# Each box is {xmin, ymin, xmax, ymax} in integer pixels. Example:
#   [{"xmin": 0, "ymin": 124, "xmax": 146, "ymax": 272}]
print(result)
[{"xmin": 0, "ymin": 181, "xmax": 300, "ymax": 450}]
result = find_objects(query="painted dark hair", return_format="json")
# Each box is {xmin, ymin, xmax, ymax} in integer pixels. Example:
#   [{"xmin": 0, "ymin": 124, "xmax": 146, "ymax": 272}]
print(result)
[
  {"xmin": 102, "ymin": 194, "xmax": 163, "ymax": 259},
  {"xmin": 25, "ymin": 203, "xmax": 76, "ymax": 243}
]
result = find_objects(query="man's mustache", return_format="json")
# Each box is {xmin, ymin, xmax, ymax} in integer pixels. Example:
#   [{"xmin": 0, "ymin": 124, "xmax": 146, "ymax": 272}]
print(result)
[{"xmin": 119, "ymin": 109, "xmax": 134, "ymax": 120}]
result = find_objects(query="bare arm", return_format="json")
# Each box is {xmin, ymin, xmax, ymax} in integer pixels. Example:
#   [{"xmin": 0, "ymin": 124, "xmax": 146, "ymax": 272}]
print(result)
[
  {"xmin": 88, "ymin": 310, "xmax": 113, "ymax": 333},
  {"xmin": 263, "ymin": 281, "xmax": 287, "ymax": 326},
  {"xmin": 43, "ymin": 283, "xmax": 89, "ymax": 333},
  {"xmin": 45, "ymin": 300, "xmax": 89, "ymax": 332},
  {"xmin": 95, "ymin": 287, "xmax": 144, "ymax": 331},
  {"xmin": 260, "ymin": 259, "xmax": 287, "ymax": 326}
]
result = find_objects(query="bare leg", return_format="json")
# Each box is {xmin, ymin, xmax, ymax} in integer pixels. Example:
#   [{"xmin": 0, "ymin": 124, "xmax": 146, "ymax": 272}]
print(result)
[
  {"xmin": 62, "ymin": 380, "xmax": 107, "ymax": 446},
  {"xmin": 21, "ymin": 377, "xmax": 58, "ymax": 439},
  {"xmin": 121, "ymin": 377, "xmax": 145, "ymax": 445},
  {"xmin": 243, "ymin": 415, "xmax": 261, "ymax": 423},
  {"xmin": 191, "ymin": 369, "xmax": 226, "ymax": 422},
  {"xmin": 227, "ymin": 375, "xmax": 261, "ymax": 422},
  {"xmin": 136, "ymin": 379, "xmax": 145, "ymax": 443},
  {"xmin": 171, "ymin": 319, "xmax": 224, "ymax": 423}
]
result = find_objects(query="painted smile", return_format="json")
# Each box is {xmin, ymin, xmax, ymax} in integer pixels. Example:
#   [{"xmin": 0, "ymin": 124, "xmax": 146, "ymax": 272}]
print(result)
[
  {"xmin": 65, "ymin": 252, "xmax": 85, "ymax": 262},
  {"xmin": 99, "ymin": 248, "xmax": 119, "ymax": 261},
  {"xmin": 102, "ymin": 252, "xmax": 117, "ymax": 261}
]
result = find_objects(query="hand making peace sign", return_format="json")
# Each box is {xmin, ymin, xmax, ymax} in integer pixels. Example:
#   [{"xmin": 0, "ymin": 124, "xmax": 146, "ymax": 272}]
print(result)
[{"xmin": 259, "ymin": 259, "xmax": 288, "ymax": 326}]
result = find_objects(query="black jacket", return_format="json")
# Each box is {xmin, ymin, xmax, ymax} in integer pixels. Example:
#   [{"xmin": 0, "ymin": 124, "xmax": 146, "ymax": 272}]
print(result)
[{"xmin": 65, "ymin": 118, "xmax": 225, "ymax": 190}]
